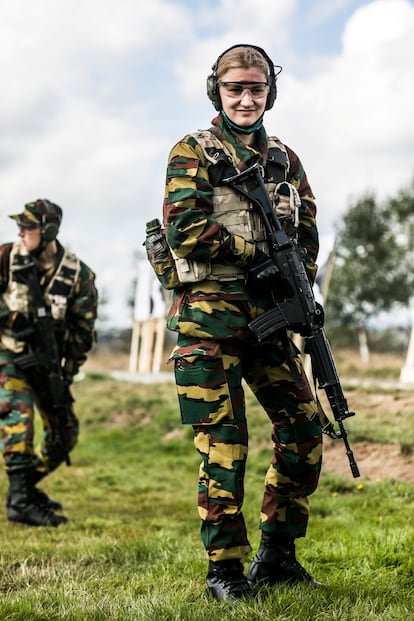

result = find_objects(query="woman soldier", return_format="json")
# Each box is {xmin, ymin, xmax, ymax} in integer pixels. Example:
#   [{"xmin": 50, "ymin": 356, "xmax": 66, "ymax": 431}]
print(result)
[{"xmin": 162, "ymin": 44, "xmax": 323, "ymax": 601}]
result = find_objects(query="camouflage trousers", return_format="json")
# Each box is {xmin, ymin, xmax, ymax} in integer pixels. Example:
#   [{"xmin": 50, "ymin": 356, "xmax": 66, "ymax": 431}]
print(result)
[
  {"xmin": 0, "ymin": 354, "xmax": 79, "ymax": 474},
  {"xmin": 172, "ymin": 334, "xmax": 323, "ymax": 562}
]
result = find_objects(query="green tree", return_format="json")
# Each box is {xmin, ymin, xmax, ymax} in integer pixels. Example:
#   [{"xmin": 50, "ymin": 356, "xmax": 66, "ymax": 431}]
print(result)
[
  {"xmin": 325, "ymin": 189, "xmax": 414, "ymax": 359},
  {"xmin": 388, "ymin": 178, "xmax": 414, "ymax": 254}
]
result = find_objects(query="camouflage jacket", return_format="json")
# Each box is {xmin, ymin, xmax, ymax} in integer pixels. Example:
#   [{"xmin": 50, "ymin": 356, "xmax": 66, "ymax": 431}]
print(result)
[
  {"xmin": 0, "ymin": 241, "xmax": 98, "ymax": 377},
  {"xmin": 163, "ymin": 114, "xmax": 319, "ymax": 341}
]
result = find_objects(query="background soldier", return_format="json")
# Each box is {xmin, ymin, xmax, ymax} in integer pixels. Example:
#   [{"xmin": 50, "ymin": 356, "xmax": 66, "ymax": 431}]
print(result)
[
  {"xmin": 0, "ymin": 199, "xmax": 97, "ymax": 526},
  {"xmin": 162, "ymin": 44, "xmax": 323, "ymax": 600}
]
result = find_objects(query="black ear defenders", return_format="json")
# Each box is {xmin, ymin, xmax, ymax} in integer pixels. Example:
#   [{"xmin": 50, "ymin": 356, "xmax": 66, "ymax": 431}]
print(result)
[
  {"xmin": 39, "ymin": 199, "xmax": 60, "ymax": 241},
  {"xmin": 206, "ymin": 44, "xmax": 281, "ymax": 111}
]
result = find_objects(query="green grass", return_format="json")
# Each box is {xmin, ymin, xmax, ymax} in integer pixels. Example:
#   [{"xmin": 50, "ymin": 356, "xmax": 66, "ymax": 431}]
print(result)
[{"xmin": 0, "ymin": 374, "xmax": 413, "ymax": 620}]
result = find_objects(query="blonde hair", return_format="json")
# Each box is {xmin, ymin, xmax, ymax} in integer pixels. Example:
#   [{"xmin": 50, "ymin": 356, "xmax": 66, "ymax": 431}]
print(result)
[{"xmin": 216, "ymin": 46, "xmax": 270, "ymax": 81}]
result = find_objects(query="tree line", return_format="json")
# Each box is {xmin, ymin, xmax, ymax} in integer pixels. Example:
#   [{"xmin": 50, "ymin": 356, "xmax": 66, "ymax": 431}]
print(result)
[{"xmin": 324, "ymin": 177, "xmax": 414, "ymax": 357}]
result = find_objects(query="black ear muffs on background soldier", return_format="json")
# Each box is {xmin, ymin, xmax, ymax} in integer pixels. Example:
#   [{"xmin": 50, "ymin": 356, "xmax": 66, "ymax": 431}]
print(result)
[{"xmin": 38, "ymin": 199, "xmax": 61, "ymax": 242}]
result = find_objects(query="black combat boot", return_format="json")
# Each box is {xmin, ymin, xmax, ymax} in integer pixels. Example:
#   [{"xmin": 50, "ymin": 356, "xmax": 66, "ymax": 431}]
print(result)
[
  {"xmin": 31, "ymin": 469, "xmax": 63, "ymax": 511},
  {"xmin": 247, "ymin": 532, "xmax": 321, "ymax": 587},
  {"xmin": 32, "ymin": 487, "xmax": 63, "ymax": 511},
  {"xmin": 6, "ymin": 469, "xmax": 68, "ymax": 527},
  {"xmin": 206, "ymin": 559, "xmax": 254, "ymax": 602},
  {"xmin": 5, "ymin": 474, "xmax": 63, "ymax": 512}
]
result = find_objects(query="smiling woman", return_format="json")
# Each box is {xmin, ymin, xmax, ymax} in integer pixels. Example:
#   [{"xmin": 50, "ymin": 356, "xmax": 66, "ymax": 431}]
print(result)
[
  {"xmin": 218, "ymin": 67, "xmax": 269, "ymax": 137},
  {"xmin": 154, "ymin": 42, "xmax": 326, "ymax": 602}
]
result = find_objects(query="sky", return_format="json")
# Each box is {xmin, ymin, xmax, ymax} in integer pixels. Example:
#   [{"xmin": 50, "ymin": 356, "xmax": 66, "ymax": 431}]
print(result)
[{"xmin": 0, "ymin": 0, "xmax": 413, "ymax": 329}]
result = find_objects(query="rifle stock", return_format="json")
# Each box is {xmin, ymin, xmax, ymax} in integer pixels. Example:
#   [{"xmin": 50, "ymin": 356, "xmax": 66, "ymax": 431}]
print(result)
[{"xmin": 223, "ymin": 164, "xmax": 360, "ymax": 478}]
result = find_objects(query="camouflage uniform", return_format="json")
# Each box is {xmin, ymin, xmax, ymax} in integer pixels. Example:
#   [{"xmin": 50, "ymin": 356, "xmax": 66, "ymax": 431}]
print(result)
[
  {"xmin": 163, "ymin": 114, "xmax": 322, "ymax": 562},
  {"xmin": 0, "ymin": 240, "xmax": 97, "ymax": 474}
]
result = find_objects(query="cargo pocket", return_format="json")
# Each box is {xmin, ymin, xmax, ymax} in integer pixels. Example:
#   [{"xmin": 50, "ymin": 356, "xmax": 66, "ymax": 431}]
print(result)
[{"xmin": 170, "ymin": 344, "xmax": 234, "ymax": 425}]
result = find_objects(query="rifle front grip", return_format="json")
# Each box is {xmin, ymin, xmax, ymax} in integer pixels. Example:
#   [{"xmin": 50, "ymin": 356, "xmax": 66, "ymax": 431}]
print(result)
[
  {"xmin": 305, "ymin": 329, "xmax": 340, "ymax": 387},
  {"xmin": 306, "ymin": 328, "xmax": 356, "ymax": 422}
]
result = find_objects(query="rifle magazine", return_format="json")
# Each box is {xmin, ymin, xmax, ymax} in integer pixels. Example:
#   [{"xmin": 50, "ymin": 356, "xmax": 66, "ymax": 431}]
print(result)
[{"xmin": 249, "ymin": 307, "xmax": 287, "ymax": 342}]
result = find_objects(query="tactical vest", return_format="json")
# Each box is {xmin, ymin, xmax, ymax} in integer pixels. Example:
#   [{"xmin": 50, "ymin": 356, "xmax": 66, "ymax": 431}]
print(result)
[
  {"xmin": 0, "ymin": 244, "xmax": 81, "ymax": 353},
  {"xmin": 173, "ymin": 130, "xmax": 290, "ymax": 283}
]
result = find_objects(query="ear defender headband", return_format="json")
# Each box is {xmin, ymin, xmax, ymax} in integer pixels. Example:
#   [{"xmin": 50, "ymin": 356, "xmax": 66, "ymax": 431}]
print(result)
[
  {"xmin": 39, "ymin": 199, "xmax": 60, "ymax": 242},
  {"xmin": 206, "ymin": 44, "xmax": 282, "ymax": 111}
]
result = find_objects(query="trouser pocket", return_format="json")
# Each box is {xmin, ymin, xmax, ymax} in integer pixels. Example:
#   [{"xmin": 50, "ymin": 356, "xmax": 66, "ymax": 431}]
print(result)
[{"xmin": 171, "ymin": 345, "xmax": 234, "ymax": 425}]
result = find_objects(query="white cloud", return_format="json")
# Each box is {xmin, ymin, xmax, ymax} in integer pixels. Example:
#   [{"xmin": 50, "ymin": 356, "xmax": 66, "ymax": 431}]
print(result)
[{"xmin": 269, "ymin": 0, "xmax": 414, "ymax": 233}]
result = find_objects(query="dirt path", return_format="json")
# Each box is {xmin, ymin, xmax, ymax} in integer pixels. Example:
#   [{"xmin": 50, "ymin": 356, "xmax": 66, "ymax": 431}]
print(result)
[{"xmin": 323, "ymin": 439, "xmax": 414, "ymax": 483}]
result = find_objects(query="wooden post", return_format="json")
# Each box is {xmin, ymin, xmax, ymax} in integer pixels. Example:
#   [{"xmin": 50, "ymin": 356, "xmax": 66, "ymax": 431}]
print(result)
[
  {"xmin": 400, "ymin": 312, "xmax": 414, "ymax": 384},
  {"xmin": 152, "ymin": 316, "xmax": 166, "ymax": 373},
  {"xmin": 129, "ymin": 260, "xmax": 167, "ymax": 375},
  {"xmin": 129, "ymin": 319, "xmax": 141, "ymax": 373}
]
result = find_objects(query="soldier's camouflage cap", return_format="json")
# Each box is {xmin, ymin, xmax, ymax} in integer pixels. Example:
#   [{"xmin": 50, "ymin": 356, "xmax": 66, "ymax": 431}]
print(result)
[{"xmin": 9, "ymin": 199, "xmax": 62, "ymax": 228}]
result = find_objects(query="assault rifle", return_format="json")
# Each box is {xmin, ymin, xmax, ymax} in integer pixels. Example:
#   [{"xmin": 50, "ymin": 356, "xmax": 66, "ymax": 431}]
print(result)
[
  {"xmin": 223, "ymin": 163, "xmax": 360, "ymax": 478},
  {"xmin": 13, "ymin": 257, "xmax": 72, "ymax": 466}
]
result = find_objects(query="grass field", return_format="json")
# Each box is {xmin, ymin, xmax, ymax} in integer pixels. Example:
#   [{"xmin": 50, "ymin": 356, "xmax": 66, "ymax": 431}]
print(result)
[{"xmin": 0, "ymin": 349, "xmax": 414, "ymax": 620}]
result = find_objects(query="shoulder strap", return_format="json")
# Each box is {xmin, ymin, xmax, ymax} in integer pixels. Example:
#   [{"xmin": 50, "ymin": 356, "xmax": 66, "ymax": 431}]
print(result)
[
  {"xmin": 0, "ymin": 243, "xmax": 13, "ymax": 293},
  {"xmin": 45, "ymin": 250, "xmax": 80, "ymax": 300},
  {"xmin": 266, "ymin": 136, "xmax": 289, "ymax": 183},
  {"xmin": 189, "ymin": 130, "xmax": 238, "ymax": 186}
]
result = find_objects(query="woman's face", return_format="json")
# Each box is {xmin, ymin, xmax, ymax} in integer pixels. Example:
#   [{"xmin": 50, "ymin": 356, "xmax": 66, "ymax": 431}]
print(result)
[{"xmin": 218, "ymin": 66, "xmax": 269, "ymax": 128}]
